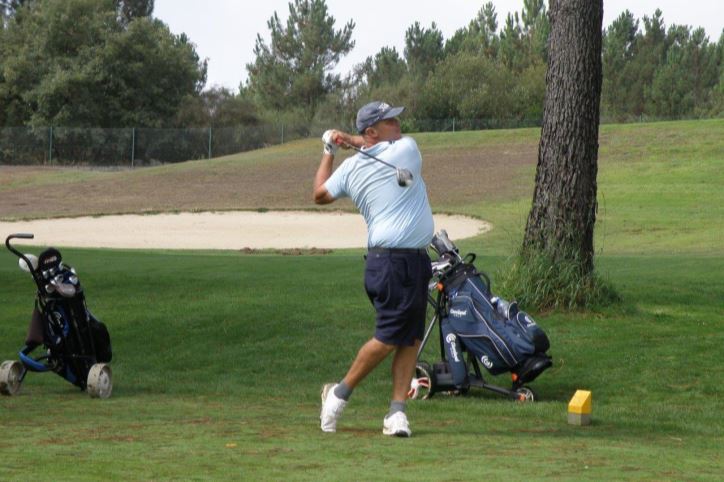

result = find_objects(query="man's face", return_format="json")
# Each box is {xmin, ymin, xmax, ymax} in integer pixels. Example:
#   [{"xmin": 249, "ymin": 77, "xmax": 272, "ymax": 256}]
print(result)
[{"xmin": 370, "ymin": 117, "xmax": 402, "ymax": 142}]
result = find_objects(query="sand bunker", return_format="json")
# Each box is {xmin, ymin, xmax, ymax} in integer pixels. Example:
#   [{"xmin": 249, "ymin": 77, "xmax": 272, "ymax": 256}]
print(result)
[{"xmin": 0, "ymin": 211, "xmax": 490, "ymax": 250}]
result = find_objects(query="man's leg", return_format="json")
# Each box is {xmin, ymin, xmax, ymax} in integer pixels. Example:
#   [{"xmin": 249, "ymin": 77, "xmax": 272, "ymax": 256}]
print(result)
[
  {"xmin": 382, "ymin": 339, "xmax": 420, "ymax": 437},
  {"xmin": 390, "ymin": 339, "xmax": 420, "ymax": 401},
  {"xmin": 321, "ymin": 337, "xmax": 394, "ymax": 433},
  {"xmin": 342, "ymin": 337, "xmax": 395, "ymax": 388}
]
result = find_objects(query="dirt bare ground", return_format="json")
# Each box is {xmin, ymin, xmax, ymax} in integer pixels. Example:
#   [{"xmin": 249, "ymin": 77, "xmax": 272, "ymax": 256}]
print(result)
[{"xmin": 0, "ymin": 138, "xmax": 537, "ymax": 220}]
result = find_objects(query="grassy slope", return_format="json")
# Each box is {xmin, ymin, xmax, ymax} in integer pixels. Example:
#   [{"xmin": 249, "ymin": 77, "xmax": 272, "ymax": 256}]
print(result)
[
  {"xmin": 1, "ymin": 118, "xmax": 721, "ymax": 257},
  {"xmin": 438, "ymin": 118, "xmax": 724, "ymax": 256},
  {"xmin": 1, "ymin": 119, "xmax": 723, "ymax": 480}
]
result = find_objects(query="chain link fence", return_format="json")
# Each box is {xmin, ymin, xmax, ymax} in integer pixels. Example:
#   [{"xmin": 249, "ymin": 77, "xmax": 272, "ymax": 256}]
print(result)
[
  {"xmin": 3, "ymin": 114, "xmax": 711, "ymax": 166},
  {"xmin": 0, "ymin": 118, "xmax": 541, "ymax": 166},
  {"xmin": 0, "ymin": 124, "xmax": 298, "ymax": 166}
]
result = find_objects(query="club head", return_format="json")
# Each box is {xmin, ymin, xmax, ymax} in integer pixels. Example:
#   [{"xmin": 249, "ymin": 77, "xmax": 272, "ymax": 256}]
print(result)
[
  {"xmin": 18, "ymin": 254, "xmax": 38, "ymax": 273},
  {"xmin": 53, "ymin": 280, "xmax": 77, "ymax": 298},
  {"xmin": 396, "ymin": 168, "xmax": 414, "ymax": 187}
]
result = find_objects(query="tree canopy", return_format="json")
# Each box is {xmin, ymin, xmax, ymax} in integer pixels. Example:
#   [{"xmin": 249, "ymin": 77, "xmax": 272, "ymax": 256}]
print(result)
[
  {"xmin": 0, "ymin": 0, "xmax": 205, "ymax": 128},
  {"xmin": 244, "ymin": 0, "xmax": 354, "ymax": 124},
  {"xmin": 601, "ymin": 9, "xmax": 721, "ymax": 119},
  {"xmin": 1, "ymin": 0, "xmax": 722, "ymax": 130}
]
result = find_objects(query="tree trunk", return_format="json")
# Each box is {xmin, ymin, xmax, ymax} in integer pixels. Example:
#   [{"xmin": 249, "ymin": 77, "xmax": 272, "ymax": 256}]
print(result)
[{"xmin": 523, "ymin": 0, "xmax": 603, "ymax": 275}]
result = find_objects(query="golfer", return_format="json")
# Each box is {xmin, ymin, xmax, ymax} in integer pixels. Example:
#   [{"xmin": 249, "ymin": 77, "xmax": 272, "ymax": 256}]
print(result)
[{"xmin": 313, "ymin": 101, "xmax": 434, "ymax": 437}]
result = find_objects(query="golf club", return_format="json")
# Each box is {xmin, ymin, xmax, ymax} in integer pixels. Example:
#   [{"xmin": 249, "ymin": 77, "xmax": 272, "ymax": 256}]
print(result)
[{"xmin": 343, "ymin": 144, "xmax": 414, "ymax": 187}]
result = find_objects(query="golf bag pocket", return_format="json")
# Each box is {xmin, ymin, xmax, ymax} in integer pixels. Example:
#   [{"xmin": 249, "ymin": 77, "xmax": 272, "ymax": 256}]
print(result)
[
  {"xmin": 91, "ymin": 317, "xmax": 112, "ymax": 363},
  {"xmin": 440, "ymin": 322, "xmax": 469, "ymax": 387},
  {"xmin": 25, "ymin": 307, "xmax": 45, "ymax": 346},
  {"xmin": 513, "ymin": 312, "xmax": 550, "ymax": 354}
]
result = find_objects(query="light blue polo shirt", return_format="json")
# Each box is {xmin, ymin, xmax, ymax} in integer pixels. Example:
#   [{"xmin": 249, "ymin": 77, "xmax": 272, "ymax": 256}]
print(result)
[{"xmin": 324, "ymin": 136, "xmax": 434, "ymax": 248}]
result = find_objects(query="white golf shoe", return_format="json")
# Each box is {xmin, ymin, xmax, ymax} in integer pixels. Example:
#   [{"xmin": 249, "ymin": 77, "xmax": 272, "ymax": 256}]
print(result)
[
  {"xmin": 382, "ymin": 411, "xmax": 411, "ymax": 437},
  {"xmin": 320, "ymin": 383, "xmax": 347, "ymax": 433}
]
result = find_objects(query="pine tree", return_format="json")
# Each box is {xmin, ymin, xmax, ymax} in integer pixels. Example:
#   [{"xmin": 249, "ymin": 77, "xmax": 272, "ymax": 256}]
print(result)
[
  {"xmin": 245, "ymin": 0, "xmax": 354, "ymax": 123},
  {"xmin": 520, "ymin": 0, "xmax": 605, "ymax": 307}
]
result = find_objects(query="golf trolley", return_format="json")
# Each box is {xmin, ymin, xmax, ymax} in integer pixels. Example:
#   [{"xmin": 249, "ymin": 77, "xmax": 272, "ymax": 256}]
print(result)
[
  {"xmin": 410, "ymin": 230, "xmax": 552, "ymax": 402},
  {"xmin": 0, "ymin": 233, "xmax": 113, "ymax": 398}
]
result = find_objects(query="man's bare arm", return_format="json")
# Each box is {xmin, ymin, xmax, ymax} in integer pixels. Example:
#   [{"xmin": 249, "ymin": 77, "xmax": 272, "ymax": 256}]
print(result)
[{"xmin": 313, "ymin": 153, "xmax": 335, "ymax": 205}]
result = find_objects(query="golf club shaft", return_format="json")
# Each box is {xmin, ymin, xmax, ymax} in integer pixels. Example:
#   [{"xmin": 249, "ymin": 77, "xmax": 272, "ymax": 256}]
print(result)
[{"xmin": 343, "ymin": 143, "xmax": 398, "ymax": 171}]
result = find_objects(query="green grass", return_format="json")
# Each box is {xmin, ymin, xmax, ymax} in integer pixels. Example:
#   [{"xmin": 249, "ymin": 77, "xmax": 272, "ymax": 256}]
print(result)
[
  {"xmin": 594, "ymin": 120, "xmax": 724, "ymax": 256},
  {"xmin": 1, "ymin": 249, "xmax": 722, "ymax": 480},
  {"xmin": 449, "ymin": 119, "xmax": 724, "ymax": 256},
  {"xmin": 1, "ymin": 119, "xmax": 723, "ymax": 479}
]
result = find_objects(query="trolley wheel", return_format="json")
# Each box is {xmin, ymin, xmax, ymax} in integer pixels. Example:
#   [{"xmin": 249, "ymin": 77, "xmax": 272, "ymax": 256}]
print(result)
[
  {"xmin": 87, "ymin": 363, "xmax": 113, "ymax": 399},
  {"xmin": 0, "ymin": 360, "xmax": 24, "ymax": 396},
  {"xmin": 514, "ymin": 386, "xmax": 537, "ymax": 402},
  {"xmin": 409, "ymin": 361, "xmax": 435, "ymax": 400}
]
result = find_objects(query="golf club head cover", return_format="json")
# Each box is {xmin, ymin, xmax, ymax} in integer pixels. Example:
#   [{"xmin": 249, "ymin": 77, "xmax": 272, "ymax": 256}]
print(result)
[{"xmin": 322, "ymin": 130, "xmax": 338, "ymax": 155}]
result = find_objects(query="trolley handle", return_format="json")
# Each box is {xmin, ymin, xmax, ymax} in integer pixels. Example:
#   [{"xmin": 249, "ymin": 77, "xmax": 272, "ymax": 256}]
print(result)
[
  {"xmin": 5, "ymin": 233, "xmax": 43, "ymax": 288},
  {"xmin": 6, "ymin": 233, "xmax": 34, "ymax": 261}
]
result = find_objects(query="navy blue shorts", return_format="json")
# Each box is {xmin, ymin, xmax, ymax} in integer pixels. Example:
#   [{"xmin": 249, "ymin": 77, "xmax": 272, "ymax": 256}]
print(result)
[{"xmin": 364, "ymin": 249, "xmax": 432, "ymax": 346}]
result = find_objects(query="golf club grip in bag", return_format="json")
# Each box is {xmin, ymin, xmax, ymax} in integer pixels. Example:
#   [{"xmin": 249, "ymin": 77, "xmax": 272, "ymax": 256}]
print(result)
[{"xmin": 440, "ymin": 270, "xmax": 549, "ymax": 385}]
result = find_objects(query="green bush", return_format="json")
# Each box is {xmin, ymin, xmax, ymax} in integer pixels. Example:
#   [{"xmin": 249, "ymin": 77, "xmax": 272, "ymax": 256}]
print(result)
[{"xmin": 496, "ymin": 245, "xmax": 620, "ymax": 311}]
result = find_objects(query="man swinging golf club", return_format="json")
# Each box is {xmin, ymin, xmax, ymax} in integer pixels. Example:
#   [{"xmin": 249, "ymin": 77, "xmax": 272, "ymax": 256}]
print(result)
[{"xmin": 313, "ymin": 101, "xmax": 434, "ymax": 437}]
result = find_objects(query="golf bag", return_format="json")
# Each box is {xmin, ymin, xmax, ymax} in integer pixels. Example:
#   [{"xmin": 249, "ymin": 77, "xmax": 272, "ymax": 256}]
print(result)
[
  {"xmin": 412, "ymin": 230, "xmax": 552, "ymax": 401},
  {"xmin": 0, "ymin": 233, "xmax": 113, "ymax": 398}
]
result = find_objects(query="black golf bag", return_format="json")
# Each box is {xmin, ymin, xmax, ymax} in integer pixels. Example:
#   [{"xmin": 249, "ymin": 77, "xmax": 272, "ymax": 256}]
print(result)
[
  {"xmin": 412, "ymin": 231, "xmax": 552, "ymax": 401},
  {"xmin": 0, "ymin": 233, "xmax": 113, "ymax": 398}
]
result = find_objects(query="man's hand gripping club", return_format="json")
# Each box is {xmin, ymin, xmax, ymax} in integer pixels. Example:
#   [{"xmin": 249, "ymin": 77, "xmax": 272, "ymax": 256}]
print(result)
[
  {"xmin": 322, "ymin": 130, "xmax": 365, "ymax": 155},
  {"xmin": 322, "ymin": 130, "xmax": 339, "ymax": 155}
]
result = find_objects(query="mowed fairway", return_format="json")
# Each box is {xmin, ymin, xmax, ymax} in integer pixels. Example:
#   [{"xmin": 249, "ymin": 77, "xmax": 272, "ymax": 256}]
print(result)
[{"xmin": 1, "ymin": 119, "xmax": 723, "ymax": 480}]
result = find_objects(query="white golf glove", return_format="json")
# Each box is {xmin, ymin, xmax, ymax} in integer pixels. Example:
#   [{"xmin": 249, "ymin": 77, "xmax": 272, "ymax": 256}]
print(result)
[{"xmin": 322, "ymin": 130, "xmax": 338, "ymax": 155}]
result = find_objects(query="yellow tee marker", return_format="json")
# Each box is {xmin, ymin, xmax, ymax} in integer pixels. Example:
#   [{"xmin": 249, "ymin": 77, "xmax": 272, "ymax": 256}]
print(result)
[{"xmin": 567, "ymin": 390, "xmax": 592, "ymax": 426}]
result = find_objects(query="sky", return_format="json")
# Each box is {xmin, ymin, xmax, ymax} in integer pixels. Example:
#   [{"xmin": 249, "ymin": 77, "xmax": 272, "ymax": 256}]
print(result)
[{"xmin": 154, "ymin": 0, "xmax": 723, "ymax": 92}]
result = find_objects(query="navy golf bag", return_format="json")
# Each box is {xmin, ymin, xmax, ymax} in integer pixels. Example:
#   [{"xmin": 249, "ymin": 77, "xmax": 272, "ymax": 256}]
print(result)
[
  {"xmin": 411, "ymin": 231, "xmax": 552, "ymax": 401},
  {"xmin": 1, "ymin": 233, "xmax": 113, "ymax": 398}
]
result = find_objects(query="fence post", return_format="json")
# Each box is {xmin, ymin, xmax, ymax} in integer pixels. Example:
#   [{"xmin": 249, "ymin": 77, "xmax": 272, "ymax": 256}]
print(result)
[
  {"xmin": 281, "ymin": 124, "xmax": 284, "ymax": 144},
  {"xmin": 208, "ymin": 127, "xmax": 212, "ymax": 159},
  {"xmin": 131, "ymin": 127, "xmax": 135, "ymax": 168},
  {"xmin": 452, "ymin": 118, "xmax": 456, "ymax": 132},
  {"xmin": 48, "ymin": 126, "xmax": 53, "ymax": 165}
]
